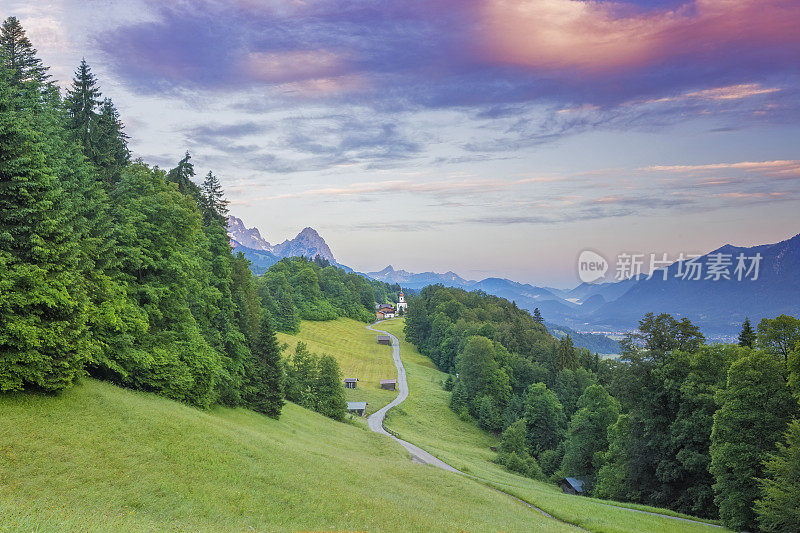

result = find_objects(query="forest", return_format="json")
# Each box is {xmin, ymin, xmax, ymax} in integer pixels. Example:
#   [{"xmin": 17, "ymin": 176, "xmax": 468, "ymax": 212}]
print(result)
[
  {"xmin": 0, "ymin": 17, "xmax": 291, "ymax": 417},
  {"xmin": 404, "ymin": 285, "xmax": 800, "ymax": 532},
  {"xmin": 257, "ymin": 255, "xmax": 401, "ymax": 332}
]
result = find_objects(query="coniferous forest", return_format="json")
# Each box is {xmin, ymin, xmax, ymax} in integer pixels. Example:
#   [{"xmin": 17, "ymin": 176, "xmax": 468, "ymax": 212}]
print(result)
[
  {"xmin": 0, "ymin": 17, "xmax": 393, "ymax": 418},
  {"xmin": 404, "ymin": 285, "xmax": 800, "ymax": 531}
]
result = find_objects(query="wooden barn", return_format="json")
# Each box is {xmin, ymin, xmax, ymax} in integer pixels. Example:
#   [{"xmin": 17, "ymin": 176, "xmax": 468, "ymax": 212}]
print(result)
[
  {"xmin": 380, "ymin": 379, "xmax": 397, "ymax": 391},
  {"xmin": 347, "ymin": 402, "xmax": 367, "ymax": 417},
  {"xmin": 377, "ymin": 335, "xmax": 391, "ymax": 345},
  {"xmin": 343, "ymin": 378, "xmax": 358, "ymax": 389}
]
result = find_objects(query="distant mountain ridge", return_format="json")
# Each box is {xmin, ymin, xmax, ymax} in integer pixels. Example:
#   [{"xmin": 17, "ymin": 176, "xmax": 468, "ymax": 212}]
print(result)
[
  {"xmin": 227, "ymin": 216, "xmax": 341, "ymax": 275},
  {"xmin": 227, "ymin": 214, "xmax": 800, "ymax": 340}
]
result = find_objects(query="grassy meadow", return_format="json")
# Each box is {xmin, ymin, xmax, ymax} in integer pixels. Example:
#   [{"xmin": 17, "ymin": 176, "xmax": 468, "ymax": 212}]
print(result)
[
  {"xmin": 0, "ymin": 378, "xmax": 572, "ymax": 532},
  {"xmin": 276, "ymin": 318, "xmax": 398, "ymax": 414},
  {"xmin": 377, "ymin": 319, "xmax": 725, "ymax": 533}
]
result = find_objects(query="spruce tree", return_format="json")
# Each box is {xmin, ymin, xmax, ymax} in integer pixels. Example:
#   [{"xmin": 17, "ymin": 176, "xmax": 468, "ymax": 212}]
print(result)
[
  {"xmin": 533, "ymin": 307, "xmax": 544, "ymax": 324},
  {"xmin": 555, "ymin": 335, "xmax": 578, "ymax": 371},
  {"xmin": 65, "ymin": 59, "xmax": 101, "ymax": 158},
  {"xmin": 0, "ymin": 17, "xmax": 49, "ymax": 86},
  {"xmin": 738, "ymin": 317, "xmax": 756, "ymax": 348},
  {"xmin": 92, "ymin": 97, "xmax": 129, "ymax": 182},
  {"xmin": 0, "ymin": 72, "xmax": 89, "ymax": 391},
  {"xmin": 167, "ymin": 151, "xmax": 202, "ymax": 201},
  {"xmin": 244, "ymin": 314, "xmax": 285, "ymax": 418},
  {"xmin": 201, "ymin": 171, "xmax": 228, "ymax": 225},
  {"xmin": 315, "ymin": 354, "xmax": 347, "ymax": 421}
]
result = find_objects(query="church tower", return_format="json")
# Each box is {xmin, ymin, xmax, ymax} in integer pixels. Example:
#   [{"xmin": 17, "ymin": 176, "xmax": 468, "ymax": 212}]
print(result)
[{"xmin": 396, "ymin": 291, "xmax": 408, "ymax": 313}]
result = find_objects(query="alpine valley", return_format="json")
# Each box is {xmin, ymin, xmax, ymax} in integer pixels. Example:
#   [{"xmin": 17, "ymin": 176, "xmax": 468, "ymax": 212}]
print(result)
[{"xmin": 228, "ymin": 216, "xmax": 800, "ymax": 345}]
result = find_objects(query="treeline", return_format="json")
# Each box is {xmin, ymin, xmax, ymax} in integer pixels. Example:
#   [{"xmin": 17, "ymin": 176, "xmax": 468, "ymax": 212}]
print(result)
[
  {"xmin": 257, "ymin": 255, "xmax": 401, "ymax": 332},
  {"xmin": 405, "ymin": 285, "xmax": 800, "ymax": 531},
  {"xmin": 0, "ymin": 18, "xmax": 285, "ymax": 414}
]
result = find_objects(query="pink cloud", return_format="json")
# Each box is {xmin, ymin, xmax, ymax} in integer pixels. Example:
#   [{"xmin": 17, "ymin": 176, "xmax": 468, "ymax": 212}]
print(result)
[
  {"xmin": 480, "ymin": 0, "xmax": 800, "ymax": 73},
  {"xmin": 642, "ymin": 160, "xmax": 800, "ymax": 176},
  {"xmin": 239, "ymin": 50, "xmax": 348, "ymax": 84}
]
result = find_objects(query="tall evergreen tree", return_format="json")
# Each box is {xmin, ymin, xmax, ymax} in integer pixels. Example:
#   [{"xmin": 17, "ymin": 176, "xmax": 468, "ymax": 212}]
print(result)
[
  {"xmin": 0, "ymin": 73, "xmax": 88, "ymax": 391},
  {"xmin": 738, "ymin": 317, "xmax": 756, "ymax": 348},
  {"xmin": 555, "ymin": 335, "xmax": 578, "ymax": 371},
  {"xmin": 92, "ymin": 97, "xmax": 129, "ymax": 182},
  {"xmin": 244, "ymin": 314, "xmax": 284, "ymax": 418},
  {"xmin": 167, "ymin": 151, "xmax": 202, "ymax": 200},
  {"xmin": 533, "ymin": 307, "xmax": 544, "ymax": 324},
  {"xmin": 201, "ymin": 171, "xmax": 228, "ymax": 225},
  {"xmin": 0, "ymin": 17, "xmax": 49, "ymax": 86},
  {"xmin": 65, "ymin": 59, "xmax": 101, "ymax": 158}
]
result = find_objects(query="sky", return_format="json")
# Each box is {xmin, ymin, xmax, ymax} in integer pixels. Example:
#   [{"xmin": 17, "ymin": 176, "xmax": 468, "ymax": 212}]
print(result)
[{"xmin": 5, "ymin": 0, "xmax": 800, "ymax": 287}]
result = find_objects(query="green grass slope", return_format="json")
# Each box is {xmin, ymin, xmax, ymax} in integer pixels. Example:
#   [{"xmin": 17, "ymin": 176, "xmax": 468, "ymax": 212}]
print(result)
[
  {"xmin": 0, "ymin": 379, "xmax": 572, "ymax": 532},
  {"xmin": 277, "ymin": 319, "xmax": 398, "ymax": 414},
  {"xmin": 377, "ymin": 319, "xmax": 726, "ymax": 533}
]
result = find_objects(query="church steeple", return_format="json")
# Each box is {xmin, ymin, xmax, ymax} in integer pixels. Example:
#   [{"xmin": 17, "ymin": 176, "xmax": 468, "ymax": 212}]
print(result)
[{"xmin": 396, "ymin": 290, "xmax": 407, "ymax": 312}]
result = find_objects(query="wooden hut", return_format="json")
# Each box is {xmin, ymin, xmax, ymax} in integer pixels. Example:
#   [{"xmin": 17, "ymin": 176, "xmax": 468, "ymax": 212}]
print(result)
[
  {"xmin": 559, "ymin": 477, "xmax": 586, "ymax": 495},
  {"xmin": 380, "ymin": 379, "xmax": 397, "ymax": 391},
  {"xmin": 347, "ymin": 402, "xmax": 367, "ymax": 417},
  {"xmin": 377, "ymin": 335, "xmax": 391, "ymax": 345},
  {"xmin": 343, "ymin": 378, "xmax": 358, "ymax": 389}
]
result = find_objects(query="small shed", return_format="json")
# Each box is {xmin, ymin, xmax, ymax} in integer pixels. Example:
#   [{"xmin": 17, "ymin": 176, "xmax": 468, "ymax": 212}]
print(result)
[
  {"xmin": 559, "ymin": 477, "xmax": 586, "ymax": 495},
  {"xmin": 344, "ymin": 378, "xmax": 358, "ymax": 389},
  {"xmin": 380, "ymin": 379, "xmax": 397, "ymax": 391},
  {"xmin": 377, "ymin": 335, "xmax": 391, "ymax": 345},
  {"xmin": 347, "ymin": 401, "xmax": 367, "ymax": 417}
]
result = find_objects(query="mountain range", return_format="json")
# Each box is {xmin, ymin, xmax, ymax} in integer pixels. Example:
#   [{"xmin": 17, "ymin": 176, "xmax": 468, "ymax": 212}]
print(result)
[{"xmin": 228, "ymin": 215, "xmax": 800, "ymax": 342}]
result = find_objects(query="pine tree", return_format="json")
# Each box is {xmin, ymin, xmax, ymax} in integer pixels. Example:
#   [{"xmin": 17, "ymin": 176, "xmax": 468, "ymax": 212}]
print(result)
[
  {"xmin": 0, "ymin": 74, "xmax": 89, "ymax": 391},
  {"xmin": 167, "ymin": 151, "xmax": 202, "ymax": 201},
  {"xmin": 92, "ymin": 97, "xmax": 129, "ymax": 182},
  {"xmin": 0, "ymin": 17, "xmax": 49, "ymax": 86},
  {"xmin": 244, "ymin": 314, "xmax": 285, "ymax": 418},
  {"xmin": 201, "ymin": 171, "xmax": 228, "ymax": 225},
  {"xmin": 555, "ymin": 335, "xmax": 578, "ymax": 371},
  {"xmin": 315, "ymin": 354, "xmax": 347, "ymax": 421},
  {"xmin": 533, "ymin": 307, "xmax": 544, "ymax": 324},
  {"xmin": 65, "ymin": 59, "xmax": 102, "ymax": 158},
  {"xmin": 738, "ymin": 317, "xmax": 756, "ymax": 348}
]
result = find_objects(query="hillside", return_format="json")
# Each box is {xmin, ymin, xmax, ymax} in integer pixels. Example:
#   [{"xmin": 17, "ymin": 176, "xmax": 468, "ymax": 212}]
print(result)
[
  {"xmin": 272, "ymin": 317, "xmax": 725, "ymax": 533},
  {"xmin": 377, "ymin": 319, "xmax": 724, "ymax": 533},
  {"xmin": 0, "ymin": 379, "xmax": 569, "ymax": 532},
  {"xmin": 276, "ymin": 319, "xmax": 399, "ymax": 414}
]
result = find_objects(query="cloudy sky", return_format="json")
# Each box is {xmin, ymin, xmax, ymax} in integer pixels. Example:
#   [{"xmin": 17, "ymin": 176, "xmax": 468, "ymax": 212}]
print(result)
[{"xmin": 6, "ymin": 0, "xmax": 800, "ymax": 286}]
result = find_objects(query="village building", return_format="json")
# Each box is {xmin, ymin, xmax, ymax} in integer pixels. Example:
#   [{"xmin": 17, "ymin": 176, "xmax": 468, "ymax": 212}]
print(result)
[
  {"xmin": 343, "ymin": 378, "xmax": 358, "ymax": 389},
  {"xmin": 380, "ymin": 379, "xmax": 397, "ymax": 391},
  {"xmin": 347, "ymin": 402, "xmax": 367, "ymax": 417},
  {"xmin": 376, "ymin": 304, "xmax": 396, "ymax": 320},
  {"xmin": 377, "ymin": 335, "xmax": 391, "ymax": 345}
]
